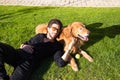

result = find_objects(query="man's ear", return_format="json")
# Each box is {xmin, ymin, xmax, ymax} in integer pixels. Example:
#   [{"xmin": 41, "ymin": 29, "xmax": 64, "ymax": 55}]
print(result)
[{"xmin": 47, "ymin": 27, "xmax": 50, "ymax": 32}]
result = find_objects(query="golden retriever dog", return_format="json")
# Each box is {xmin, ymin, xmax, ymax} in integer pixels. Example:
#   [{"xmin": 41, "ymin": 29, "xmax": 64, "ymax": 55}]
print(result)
[{"xmin": 35, "ymin": 22, "xmax": 93, "ymax": 71}]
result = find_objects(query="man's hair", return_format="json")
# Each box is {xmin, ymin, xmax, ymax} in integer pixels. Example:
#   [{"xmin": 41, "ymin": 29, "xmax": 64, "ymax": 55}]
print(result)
[{"xmin": 48, "ymin": 19, "xmax": 63, "ymax": 30}]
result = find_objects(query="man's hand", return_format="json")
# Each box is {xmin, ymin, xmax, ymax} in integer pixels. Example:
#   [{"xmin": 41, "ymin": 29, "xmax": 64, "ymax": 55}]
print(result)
[
  {"xmin": 20, "ymin": 44, "xmax": 34, "ymax": 54},
  {"xmin": 62, "ymin": 38, "xmax": 77, "ymax": 61}
]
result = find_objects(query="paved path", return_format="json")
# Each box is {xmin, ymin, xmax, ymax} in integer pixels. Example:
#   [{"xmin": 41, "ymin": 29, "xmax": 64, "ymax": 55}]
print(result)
[{"xmin": 0, "ymin": 0, "xmax": 120, "ymax": 7}]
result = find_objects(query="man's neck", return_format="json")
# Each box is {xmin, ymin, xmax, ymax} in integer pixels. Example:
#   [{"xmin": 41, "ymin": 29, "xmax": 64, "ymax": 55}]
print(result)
[{"xmin": 44, "ymin": 38, "xmax": 54, "ymax": 42}]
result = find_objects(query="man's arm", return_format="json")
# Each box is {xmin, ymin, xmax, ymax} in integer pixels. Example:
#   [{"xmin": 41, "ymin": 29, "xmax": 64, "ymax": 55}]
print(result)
[
  {"xmin": 20, "ymin": 34, "xmax": 45, "ymax": 54},
  {"xmin": 20, "ymin": 44, "xmax": 34, "ymax": 54}
]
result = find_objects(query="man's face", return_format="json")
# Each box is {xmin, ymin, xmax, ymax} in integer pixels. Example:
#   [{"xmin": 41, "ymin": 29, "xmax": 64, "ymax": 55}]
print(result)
[{"xmin": 47, "ymin": 23, "xmax": 61, "ymax": 39}]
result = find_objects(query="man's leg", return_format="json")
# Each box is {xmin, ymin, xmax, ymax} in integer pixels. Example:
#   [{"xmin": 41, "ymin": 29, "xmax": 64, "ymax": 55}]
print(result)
[
  {"xmin": 0, "ymin": 42, "xmax": 19, "ymax": 80},
  {"xmin": 0, "ymin": 53, "xmax": 9, "ymax": 80},
  {"xmin": 10, "ymin": 59, "xmax": 34, "ymax": 80}
]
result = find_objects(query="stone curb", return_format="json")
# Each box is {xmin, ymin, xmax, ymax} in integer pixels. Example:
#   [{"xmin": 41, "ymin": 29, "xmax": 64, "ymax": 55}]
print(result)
[{"xmin": 0, "ymin": 0, "xmax": 120, "ymax": 7}]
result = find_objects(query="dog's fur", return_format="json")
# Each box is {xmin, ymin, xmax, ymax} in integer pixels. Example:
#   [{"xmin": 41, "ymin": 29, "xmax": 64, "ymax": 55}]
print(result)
[{"xmin": 35, "ymin": 22, "xmax": 93, "ymax": 71}]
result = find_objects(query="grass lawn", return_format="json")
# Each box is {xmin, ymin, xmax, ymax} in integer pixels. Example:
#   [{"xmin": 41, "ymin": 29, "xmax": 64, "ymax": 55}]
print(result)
[{"xmin": 0, "ymin": 6, "xmax": 120, "ymax": 80}]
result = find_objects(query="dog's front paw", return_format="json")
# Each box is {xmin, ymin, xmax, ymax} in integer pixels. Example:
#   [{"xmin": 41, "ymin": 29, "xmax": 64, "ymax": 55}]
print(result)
[
  {"xmin": 81, "ymin": 50, "xmax": 93, "ymax": 62},
  {"xmin": 69, "ymin": 57, "xmax": 79, "ymax": 71},
  {"xmin": 69, "ymin": 63, "xmax": 79, "ymax": 71}
]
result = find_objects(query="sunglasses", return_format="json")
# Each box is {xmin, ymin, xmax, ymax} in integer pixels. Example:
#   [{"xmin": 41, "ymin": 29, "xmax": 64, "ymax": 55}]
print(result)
[{"xmin": 51, "ymin": 27, "xmax": 60, "ymax": 32}]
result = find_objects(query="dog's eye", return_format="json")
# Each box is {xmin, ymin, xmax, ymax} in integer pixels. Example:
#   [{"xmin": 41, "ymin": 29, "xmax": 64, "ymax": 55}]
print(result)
[{"xmin": 80, "ymin": 27, "xmax": 83, "ymax": 30}]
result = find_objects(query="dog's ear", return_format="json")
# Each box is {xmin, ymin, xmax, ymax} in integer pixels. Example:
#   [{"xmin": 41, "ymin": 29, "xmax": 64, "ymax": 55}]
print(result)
[{"xmin": 63, "ymin": 24, "xmax": 72, "ymax": 38}]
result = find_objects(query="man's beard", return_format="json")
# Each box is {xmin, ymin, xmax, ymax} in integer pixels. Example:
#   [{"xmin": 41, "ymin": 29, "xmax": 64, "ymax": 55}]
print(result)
[{"xmin": 48, "ymin": 33, "xmax": 56, "ymax": 39}]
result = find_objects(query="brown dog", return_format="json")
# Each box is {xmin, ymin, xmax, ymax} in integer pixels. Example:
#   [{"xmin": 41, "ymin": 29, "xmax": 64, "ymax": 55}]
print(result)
[{"xmin": 35, "ymin": 22, "xmax": 93, "ymax": 71}]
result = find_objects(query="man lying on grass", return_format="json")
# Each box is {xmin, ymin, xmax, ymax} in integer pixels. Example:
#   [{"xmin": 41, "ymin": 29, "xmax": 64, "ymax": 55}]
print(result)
[{"xmin": 0, "ymin": 19, "xmax": 74, "ymax": 80}]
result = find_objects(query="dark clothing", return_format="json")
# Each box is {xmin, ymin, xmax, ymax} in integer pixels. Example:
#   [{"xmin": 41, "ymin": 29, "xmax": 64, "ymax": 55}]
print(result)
[
  {"xmin": 0, "ymin": 33, "xmax": 67, "ymax": 80},
  {"xmin": 23, "ymin": 34, "xmax": 63, "ymax": 61}
]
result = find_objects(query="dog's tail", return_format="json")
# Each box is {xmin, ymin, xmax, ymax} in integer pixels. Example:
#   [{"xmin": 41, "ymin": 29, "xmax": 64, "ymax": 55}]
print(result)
[{"xmin": 35, "ymin": 24, "xmax": 48, "ymax": 34}]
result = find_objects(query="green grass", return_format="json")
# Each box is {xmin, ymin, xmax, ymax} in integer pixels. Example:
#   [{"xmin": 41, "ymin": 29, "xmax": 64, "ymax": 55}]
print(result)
[{"xmin": 0, "ymin": 6, "xmax": 120, "ymax": 80}]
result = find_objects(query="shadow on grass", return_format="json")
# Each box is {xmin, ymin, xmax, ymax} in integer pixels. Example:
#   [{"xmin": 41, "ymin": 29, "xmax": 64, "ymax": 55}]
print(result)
[
  {"xmin": 84, "ymin": 23, "xmax": 120, "ymax": 49},
  {"xmin": 0, "ymin": 7, "xmax": 58, "ymax": 20}
]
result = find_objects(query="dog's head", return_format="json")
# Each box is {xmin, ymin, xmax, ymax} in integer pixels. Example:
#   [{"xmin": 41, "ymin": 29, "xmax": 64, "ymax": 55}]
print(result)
[{"xmin": 65, "ymin": 22, "xmax": 90, "ymax": 42}]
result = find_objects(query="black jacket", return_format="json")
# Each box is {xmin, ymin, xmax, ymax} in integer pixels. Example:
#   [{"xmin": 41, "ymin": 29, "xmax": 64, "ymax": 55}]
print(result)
[{"xmin": 23, "ymin": 33, "xmax": 63, "ymax": 60}]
